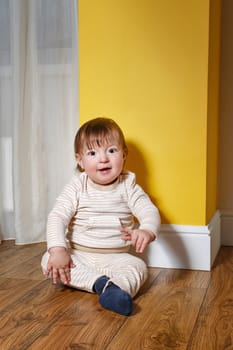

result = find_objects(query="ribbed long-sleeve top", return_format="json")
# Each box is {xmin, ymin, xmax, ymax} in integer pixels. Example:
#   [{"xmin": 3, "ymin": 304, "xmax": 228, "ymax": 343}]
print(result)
[{"xmin": 46, "ymin": 171, "xmax": 160, "ymax": 250}]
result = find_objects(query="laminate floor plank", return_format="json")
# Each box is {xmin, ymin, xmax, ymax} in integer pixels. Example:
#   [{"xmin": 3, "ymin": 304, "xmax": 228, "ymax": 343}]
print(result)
[
  {"xmin": 0, "ymin": 242, "xmax": 46, "ymax": 276},
  {"xmin": 0, "ymin": 241, "xmax": 232, "ymax": 350},
  {"xmin": 26, "ymin": 267, "xmax": 161, "ymax": 350},
  {"xmin": 0, "ymin": 278, "xmax": 42, "ymax": 310},
  {"xmin": 187, "ymin": 246, "xmax": 233, "ymax": 350},
  {"xmin": 27, "ymin": 293, "xmax": 127, "ymax": 350},
  {"xmin": 0, "ymin": 253, "xmax": 45, "ymax": 281},
  {"xmin": 107, "ymin": 269, "xmax": 210, "ymax": 350},
  {"xmin": 0, "ymin": 240, "xmax": 16, "ymax": 251},
  {"xmin": 0, "ymin": 280, "xmax": 87, "ymax": 350}
]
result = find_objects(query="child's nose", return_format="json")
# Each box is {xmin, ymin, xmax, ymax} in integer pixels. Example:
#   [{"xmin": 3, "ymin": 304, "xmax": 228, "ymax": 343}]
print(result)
[{"xmin": 99, "ymin": 152, "xmax": 108, "ymax": 162}]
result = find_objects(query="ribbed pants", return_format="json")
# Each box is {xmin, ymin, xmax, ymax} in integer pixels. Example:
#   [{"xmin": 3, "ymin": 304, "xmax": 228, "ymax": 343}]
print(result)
[{"xmin": 41, "ymin": 249, "xmax": 148, "ymax": 297}]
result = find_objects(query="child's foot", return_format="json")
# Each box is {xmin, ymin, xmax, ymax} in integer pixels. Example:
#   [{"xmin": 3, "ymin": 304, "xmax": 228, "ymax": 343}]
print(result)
[
  {"xmin": 93, "ymin": 276, "xmax": 110, "ymax": 295},
  {"xmin": 93, "ymin": 276, "xmax": 132, "ymax": 316}
]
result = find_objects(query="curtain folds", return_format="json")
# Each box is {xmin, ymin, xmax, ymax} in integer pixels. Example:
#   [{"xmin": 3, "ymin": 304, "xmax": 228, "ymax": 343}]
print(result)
[{"xmin": 0, "ymin": 0, "xmax": 78, "ymax": 244}]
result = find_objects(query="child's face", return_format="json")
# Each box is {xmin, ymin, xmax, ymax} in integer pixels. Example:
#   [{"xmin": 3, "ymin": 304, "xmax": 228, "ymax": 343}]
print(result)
[{"xmin": 77, "ymin": 141, "xmax": 126, "ymax": 185}]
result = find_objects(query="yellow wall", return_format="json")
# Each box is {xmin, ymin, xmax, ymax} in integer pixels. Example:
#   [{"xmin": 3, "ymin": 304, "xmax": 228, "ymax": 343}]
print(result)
[{"xmin": 78, "ymin": 0, "xmax": 221, "ymax": 225}]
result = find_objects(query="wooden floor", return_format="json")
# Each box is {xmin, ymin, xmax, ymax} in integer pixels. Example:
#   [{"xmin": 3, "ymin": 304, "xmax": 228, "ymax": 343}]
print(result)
[{"xmin": 0, "ymin": 241, "xmax": 232, "ymax": 350}]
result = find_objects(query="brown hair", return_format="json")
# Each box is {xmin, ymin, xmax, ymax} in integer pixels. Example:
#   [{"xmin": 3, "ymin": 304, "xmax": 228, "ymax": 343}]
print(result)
[{"xmin": 74, "ymin": 117, "xmax": 128, "ymax": 171}]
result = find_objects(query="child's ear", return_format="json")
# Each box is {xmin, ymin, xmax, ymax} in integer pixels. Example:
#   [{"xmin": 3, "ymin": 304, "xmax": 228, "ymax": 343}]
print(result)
[
  {"xmin": 75, "ymin": 153, "xmax": 83, "ymax": 169},
  {"xmin": 123, "ymin": 148, "xmax": 128, "ymax": 160}
]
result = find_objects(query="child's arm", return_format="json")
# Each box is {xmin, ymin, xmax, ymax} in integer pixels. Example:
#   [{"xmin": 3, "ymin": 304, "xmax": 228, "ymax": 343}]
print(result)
[
  {"xmin": 121, "ymin": 227, "xmax": 156, "ymax": 253},
  {"xmin": 45, "ymin": 246, "xmax": 76, "ymax": 285},
  {"xmin": 45, "ymin": 175, "xmax": 80, "ymax": 284},
  {"xmin": 46, "ymin": 174, "xmax": 80, "ymax": 251},
  {"xmin": 125, "ymin": 173, "xmax": 161, "ymax": 249}
]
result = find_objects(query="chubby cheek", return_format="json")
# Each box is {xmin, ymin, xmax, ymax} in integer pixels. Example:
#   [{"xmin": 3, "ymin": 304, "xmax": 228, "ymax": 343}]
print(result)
[
  {"xmin": 114, "ymin": 158, "xmax": 125, "ymax": 172},
  {"xmin": 118, "ymin": 154, "xmax": 125, "ymax": 166},
  {"xmin": 82, "ymin": 159, "xmax": 97, "ymax": 174}
]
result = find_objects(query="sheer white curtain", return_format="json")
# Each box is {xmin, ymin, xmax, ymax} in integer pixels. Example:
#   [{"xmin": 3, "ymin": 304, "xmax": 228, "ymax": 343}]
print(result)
[{"xmin": 0, "ymin": 0, "xmax": 78, "ymax": 244}]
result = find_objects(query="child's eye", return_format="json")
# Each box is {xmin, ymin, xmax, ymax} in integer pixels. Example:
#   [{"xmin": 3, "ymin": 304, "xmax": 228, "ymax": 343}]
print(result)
[
  {"xmin": 108, "ymin": 147, "xmax": 118, "ymax": 154},
  {"xmin": 87, "ymin": 150, "xmax": 96, "ymax": 156}
]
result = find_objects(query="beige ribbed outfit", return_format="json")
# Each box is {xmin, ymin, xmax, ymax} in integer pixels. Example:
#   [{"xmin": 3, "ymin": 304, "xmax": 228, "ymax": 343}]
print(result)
[{"xmin": 41, "ymin": 171, "xmax": 160, "ymax": 297}]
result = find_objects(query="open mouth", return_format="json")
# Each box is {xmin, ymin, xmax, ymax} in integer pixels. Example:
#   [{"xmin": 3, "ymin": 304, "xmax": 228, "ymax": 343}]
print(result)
[{"xmin": 99, "ymin": 167, "xmax": 111, "ymax": 172}]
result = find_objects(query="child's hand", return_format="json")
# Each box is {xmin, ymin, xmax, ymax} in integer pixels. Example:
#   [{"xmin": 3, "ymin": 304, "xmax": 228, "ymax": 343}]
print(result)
[
  {"xmin": 45, "ymin": 247, "xmax": 76, "ymax": 285},
  {"xmin": 121, "ymin": 228, "xmax": 156, "ymax": 253}
]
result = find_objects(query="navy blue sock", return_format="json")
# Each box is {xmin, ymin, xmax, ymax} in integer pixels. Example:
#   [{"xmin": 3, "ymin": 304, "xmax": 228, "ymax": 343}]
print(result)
[
  {"xmin": 93, "ymin": 276, "xmax": 109, "ymax": 295},
  {"xmin": 93, "ymin": 276, "xmax": 132, "ymax": 316}
]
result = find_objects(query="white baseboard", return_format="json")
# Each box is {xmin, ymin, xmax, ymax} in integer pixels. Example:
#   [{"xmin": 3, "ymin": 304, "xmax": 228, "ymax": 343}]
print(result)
[
  {"xmin": 220, "ymin": 209, "xmax": 233, "ymax": 245},
  {"xmin": 136, "ymin": 210, "xmax": 221, "ymax": 271}
]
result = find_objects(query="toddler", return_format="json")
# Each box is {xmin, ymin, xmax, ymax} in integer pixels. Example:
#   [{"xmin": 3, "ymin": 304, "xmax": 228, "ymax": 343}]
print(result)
[{"xmin": 41, "ymin": 117, "xmax": 160, "ymax": 316}]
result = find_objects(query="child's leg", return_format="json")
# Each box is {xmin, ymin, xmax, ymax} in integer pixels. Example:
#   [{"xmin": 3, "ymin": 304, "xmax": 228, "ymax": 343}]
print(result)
[
  {"xmin": 41, "ymin": 251, "xmax": 147, "ymax": 315},
  {"xmin": 93, "ymin": 253, "xmax": 148, "ymax": 297},
  {"xmin": 69, "ymin": 250, "xmax": 148, "ymax": 297},
  {"xmin": 92, "ymin": 253, "xmax": 147, "ymax": 315}
]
